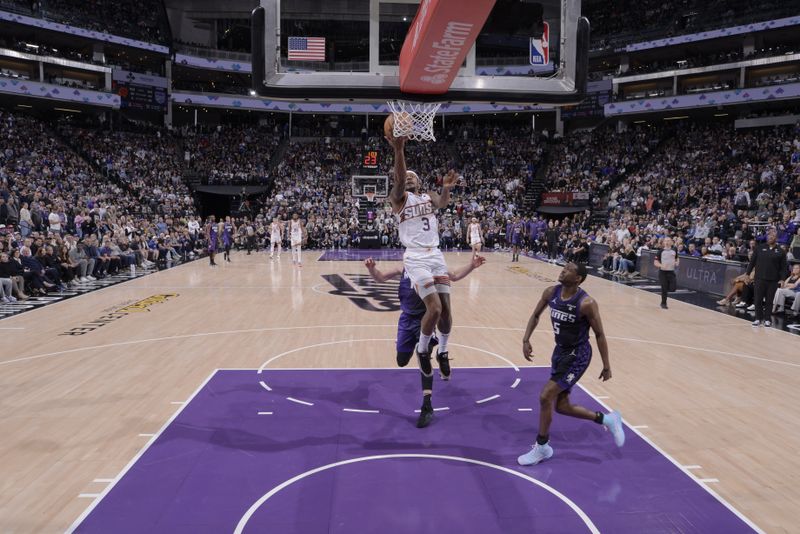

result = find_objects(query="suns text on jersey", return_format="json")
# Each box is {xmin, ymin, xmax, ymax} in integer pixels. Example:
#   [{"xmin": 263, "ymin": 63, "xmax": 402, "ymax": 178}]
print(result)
[{"xmin": 401, "ymin": 201, "xmax": 433, "ymax": 222}]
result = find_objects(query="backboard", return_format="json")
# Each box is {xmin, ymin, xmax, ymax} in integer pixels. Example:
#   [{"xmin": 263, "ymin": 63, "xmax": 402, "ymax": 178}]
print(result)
[
  {"xmin": 353, "ymin": 175, "xmax": 389, "ymax": 199},
  {"xmin": 252, "ymin": 0, "xmax": 588, "ymax": 105}
]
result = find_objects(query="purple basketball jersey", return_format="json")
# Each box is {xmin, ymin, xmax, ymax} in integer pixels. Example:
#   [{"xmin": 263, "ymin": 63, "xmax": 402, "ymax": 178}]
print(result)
[
  {"xmin": 399, "ymin": 269, "xmax": 425, "ymax": 315},
  {"xmin": 549, "ymin": 284, "xmax": 590, "ymax": 347}
]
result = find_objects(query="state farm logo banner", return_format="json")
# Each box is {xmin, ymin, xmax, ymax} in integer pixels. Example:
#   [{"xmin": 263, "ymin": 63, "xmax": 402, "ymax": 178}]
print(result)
[{"xmin": 399, "ymin": 0, "xmax": 495, "ymax": 94}]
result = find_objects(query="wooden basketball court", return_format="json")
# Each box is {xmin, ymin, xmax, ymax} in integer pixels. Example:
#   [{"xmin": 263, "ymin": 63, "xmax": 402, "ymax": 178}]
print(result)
[{"xmin": 1, "ymin": 251, "xmax": 797, "ymax": 532}]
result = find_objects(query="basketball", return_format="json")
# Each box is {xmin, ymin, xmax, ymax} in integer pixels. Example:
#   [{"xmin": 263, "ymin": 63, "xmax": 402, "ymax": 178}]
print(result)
[
  {"xmin": 384, "ymin": 114, "xmax": 395, "ymax": 140},
  {"xmin": 385, "ymin": 111, "xmax": 413, "ymax": 140}
]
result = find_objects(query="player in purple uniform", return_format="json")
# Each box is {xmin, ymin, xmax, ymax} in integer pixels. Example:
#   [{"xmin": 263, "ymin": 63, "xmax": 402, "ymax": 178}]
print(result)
[
  {"xmin": 518, "ymin": 262, "xmax": 625, "ymax": 466},
  {"xmin": 205, "ymin": 215, "xmax": 218, "ymax": 267},
  {"xmin": 365, "ymin": 255, "xmax": 486, "ymax": 428},
  {"xmin": 222, "ymin": 216, "xmax": 236, "ymax": 262},
  {"xmin": 511, "ymin": 216, "xmax": 525, "ymax": 262}
]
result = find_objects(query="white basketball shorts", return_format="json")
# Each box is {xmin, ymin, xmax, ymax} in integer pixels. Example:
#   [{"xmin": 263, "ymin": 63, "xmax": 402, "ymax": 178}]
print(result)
[{"xmin": 404, "ymin": 248, "xmax": 450, "ymax": 299}]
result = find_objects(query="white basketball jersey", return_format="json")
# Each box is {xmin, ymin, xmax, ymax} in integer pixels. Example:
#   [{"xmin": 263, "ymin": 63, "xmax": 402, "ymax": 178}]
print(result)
[
  {"xmin": 397, "ymin": 192, "xmax": 439, "ymax": 249},
  {"xmin": 270, "ymin": 222, "xmax": 282, "ymax": 239},
  {"xmin": 469, "ymin": 223, "xmax": 481, "ymax": 241},
  {"xmin": 290, "ymin": 220, "xmax": 302, "ymax": 240}
]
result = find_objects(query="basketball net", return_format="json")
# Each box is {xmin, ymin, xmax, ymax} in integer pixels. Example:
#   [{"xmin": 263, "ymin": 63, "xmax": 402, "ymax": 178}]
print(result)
[
  {"xmin": 365, "ymin": 191, "xmax": 376, "ymax": 203},
  {"xmin": 387, "ymin": 100, "xmax": 441, "ymax": 142}
]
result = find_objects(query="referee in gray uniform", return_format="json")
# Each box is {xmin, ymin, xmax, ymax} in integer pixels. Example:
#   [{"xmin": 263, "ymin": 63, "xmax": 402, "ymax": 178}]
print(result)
[
  {"xmin": 655, "ymin": 237, "xmax": 679, "ymax": 309},
  {"xmin": 746, "ymin": 228, "xmax": 788, "ymax": 327}
]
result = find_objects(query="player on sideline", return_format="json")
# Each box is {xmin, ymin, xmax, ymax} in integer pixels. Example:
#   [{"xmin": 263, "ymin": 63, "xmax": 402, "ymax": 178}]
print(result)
[
  {"xmin": 289, "ymin": 213, "xmax": 307, "ymax": 267},
  {"xmin": 510, "ymin": 216, "xmax": 525, "ymax": 262},
  {"xmin": 222, "ymin": 216, "xmax": 236, "ymax": 262},
  {"xmin": 518, "ymin": 262, "xmax": 625, "ymax": 466},
  {"xmin": 205, "ymin": 215, "xmax": 218, "ymax": 267},
  {"xmin": 365, "ymin": 254, "xmax": 486, "ymax": 427},
  {"xmin": 269, "ymin": 217, "xmax": 283, "ymax": 260},
  {"xmin": 385, "ymin": 123, "xmax": 459, "ymax": 393},
  {"xmin": 468, "ymin": 217, "xmax": 483, "ymax": 256}
]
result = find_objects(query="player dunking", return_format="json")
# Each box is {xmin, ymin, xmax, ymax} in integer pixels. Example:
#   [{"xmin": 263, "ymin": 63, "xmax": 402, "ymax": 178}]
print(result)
[
  {"xmin": 518, "ymin": 262, "xmax": 625, "ymax": 466},
  {"xmin": 365, "ymin": 254, "xmax": 486, "ymax": 427},
  {"xmin": 468, "ymin": 217, "xmax": 483, "ymax": 255},
  {"xmin": 289, "ymin": 213, "xmax": 307, "ymax": 267},
  {"xmin": 269, "ymin": 217, "xmax": 283, "ymax": 260},
  {"xmin": 385, "ymin": 128, "xmax": 459, "ymax": 422}
]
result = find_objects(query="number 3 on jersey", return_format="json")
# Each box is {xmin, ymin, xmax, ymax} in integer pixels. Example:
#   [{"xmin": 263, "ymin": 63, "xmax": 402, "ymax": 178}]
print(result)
[{"xmin": 422, "ymin": 217, "xmax": 430, "ymax": 231}]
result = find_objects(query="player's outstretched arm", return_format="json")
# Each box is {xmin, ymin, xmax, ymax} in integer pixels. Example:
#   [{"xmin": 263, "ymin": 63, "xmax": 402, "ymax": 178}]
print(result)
[
  {"xmin": 522, "ymin": 286, "xmax": 555, "ymax": 361},
  {"xmin": 583, "ymin": 297, "xmax": 612, "ymax": 381},
  {"xmin": 428, "ymin": 169, "xmax": 459, "ymax": 209},
  {"xmin": 448, "ymin": 254, "xmax": 486, "ymax": 282},
  {"xmin": 386, "ymin": 134, "xmax": 407, "ymax": 213},
  {"xmin": 364, "ymin": 258, "xmax": 402, "ymax": 283}
]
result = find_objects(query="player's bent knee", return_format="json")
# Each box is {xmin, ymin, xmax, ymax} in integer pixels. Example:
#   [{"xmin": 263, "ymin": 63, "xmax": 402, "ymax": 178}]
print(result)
[
  {"xmin": 397, "ymin": 351, "xmax": 413, "ymax": 367},
  {"xmin": 539, "ymin": 391, "xmax": 557, "ymax": 406},
  {"xmin": 423, "ymin": 295, "xmax": 442, "ymax": 317}
]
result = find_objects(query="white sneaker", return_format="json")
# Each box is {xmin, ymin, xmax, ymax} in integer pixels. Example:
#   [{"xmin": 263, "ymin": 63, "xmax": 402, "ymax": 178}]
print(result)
[
  {"xmin": 517, "ymin": 442, "xmax": 554, "ymax": 466},
  {"xmin": 80, "ymin": 277, "xmax": 89, "ymax": 282},
  {"xmin": 764, "ymin": 321, "xmax": 772, "ymax": 327},
  {"xmin": 602, "ymin": 411, "xmax": 626, "ymax": 447},
  {"xmin": 746, "ymin": 304, "xmax": 755, "ymax": 311},
  {"xmin": 87, "ymin": 276, "xmax": 96, "ymax": 281},
  {"xmin": 752, "ymin": 320, "xmax": 761, "ymax": 327},
  {"xmin": 735, "ymin": 301, "xmax": 746, "ymax": 308}
]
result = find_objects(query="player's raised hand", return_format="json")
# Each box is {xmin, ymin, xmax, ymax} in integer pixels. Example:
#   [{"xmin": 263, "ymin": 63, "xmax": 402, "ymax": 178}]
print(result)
[
  {"xmin": 364, "ymin": 258, "xmax": 376, "ymax": 270},
  {"xmin": 384, "ymin": 134, "xmax": 407, "ymax": 151},
  {"xmin": 443, "ymin": 169, "xmax": 458, "ymax": 187},
  {"xmin": 522, "ymin": 339, "xmax": 534, "ymax": 361},
  {"xmin": 471, "ymin": 255, "xmax": 486, "ymax": 269}
]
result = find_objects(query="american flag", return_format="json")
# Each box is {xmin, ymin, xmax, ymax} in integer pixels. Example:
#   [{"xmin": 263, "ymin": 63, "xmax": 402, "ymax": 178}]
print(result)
[{"xmin": 287, "ymin": 36, "xmax": 326, "ymax": 61}]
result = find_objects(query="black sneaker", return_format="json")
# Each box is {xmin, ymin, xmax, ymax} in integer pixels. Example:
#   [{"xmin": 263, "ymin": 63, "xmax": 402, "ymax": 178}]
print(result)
[
  {"xmin": 428, "ymin": 336, "xmax": 439, "ymax": 355},
  {"xmin": 416, "ymin": 349, "xmax": 433, "ymax": 377},
  {"xmin": 416, "ymin": 405, "xmax": 434, "ymax": 428},
  {"xmin": 436, "ymin": 349, "xmax": 451, "ymax": 380},
  {"xmin": 660, "ymin": 303, "xmax": 668, "ymax": 309}
]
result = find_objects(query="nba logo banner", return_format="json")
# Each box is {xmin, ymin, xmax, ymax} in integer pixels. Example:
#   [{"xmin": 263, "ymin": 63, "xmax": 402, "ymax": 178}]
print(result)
[{"xmin": 530, "ymin": 22, "xmax": 549, "ymax": 65}]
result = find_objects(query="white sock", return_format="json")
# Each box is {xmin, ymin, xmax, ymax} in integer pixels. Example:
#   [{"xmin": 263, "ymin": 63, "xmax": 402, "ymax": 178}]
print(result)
[
  {"xmin": 417, "ymin": 332, "xmax": 433, "ymax": 353},
  {"xmin": 438, "ymin": 332, "xmax": 450, "ymax": 353}
]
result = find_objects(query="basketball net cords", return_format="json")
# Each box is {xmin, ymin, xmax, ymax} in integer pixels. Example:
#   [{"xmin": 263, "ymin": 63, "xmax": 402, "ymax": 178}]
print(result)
[{"xmin": 387, "ymin": 100, "xmax": 442, "ymax": 142}]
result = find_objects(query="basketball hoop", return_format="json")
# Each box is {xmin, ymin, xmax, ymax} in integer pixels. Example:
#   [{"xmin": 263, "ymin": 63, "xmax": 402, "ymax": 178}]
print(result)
[
  {"xmin": 387, "ymin": 100, "xmax": 441, "ymax": 142},
  {"xmin": 365, "ymin": 191, "xmax": 376, "ymax": 203}
]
